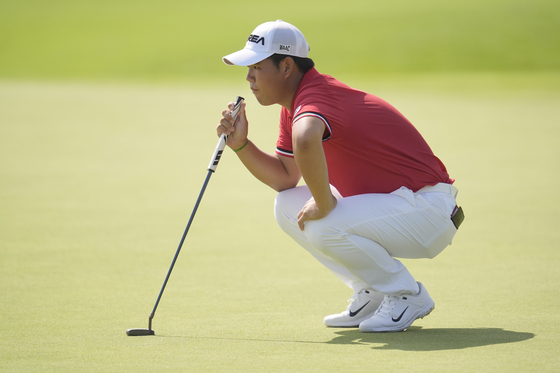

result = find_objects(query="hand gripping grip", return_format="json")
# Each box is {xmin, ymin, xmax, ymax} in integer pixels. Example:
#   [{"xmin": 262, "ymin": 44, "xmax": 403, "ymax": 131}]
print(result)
[{"xmin": 207, "ymin": 96, "xmax": 245, "ymax": 172}]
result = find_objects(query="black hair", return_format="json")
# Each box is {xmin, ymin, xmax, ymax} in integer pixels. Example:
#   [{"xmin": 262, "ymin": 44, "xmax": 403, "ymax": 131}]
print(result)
[{"xmin": 269, "ymin": 54, "xmax": 315, "ymax": 74}]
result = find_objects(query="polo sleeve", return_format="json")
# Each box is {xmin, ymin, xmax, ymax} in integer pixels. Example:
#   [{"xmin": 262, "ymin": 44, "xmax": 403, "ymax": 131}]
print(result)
[{"xmin": 293, "ymin": 109, "xmax": 332, "ymax": 141}]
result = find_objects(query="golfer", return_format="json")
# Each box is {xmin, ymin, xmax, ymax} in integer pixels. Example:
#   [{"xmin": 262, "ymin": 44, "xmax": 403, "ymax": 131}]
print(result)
[{"xmin": 217, "ymin": 20, "xmax": 464, "ymax": 332}]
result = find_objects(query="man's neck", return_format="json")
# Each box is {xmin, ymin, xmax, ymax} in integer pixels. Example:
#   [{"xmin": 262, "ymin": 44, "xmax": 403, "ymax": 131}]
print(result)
[{"xmin": 280, "ymin": 70, "xmax": 306, "ymax": 111}]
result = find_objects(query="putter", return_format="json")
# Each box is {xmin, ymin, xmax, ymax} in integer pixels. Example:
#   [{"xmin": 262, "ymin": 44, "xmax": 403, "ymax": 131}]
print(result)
[{"xmin": 127, "ymin": 96, "xmax": 244, "ymax": 336}]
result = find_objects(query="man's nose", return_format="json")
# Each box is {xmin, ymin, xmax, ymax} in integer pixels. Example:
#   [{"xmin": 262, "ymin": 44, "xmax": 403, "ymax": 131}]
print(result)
[{"xmin": 246, "ymin": 69, "xmax": 255, "ymax": 82}]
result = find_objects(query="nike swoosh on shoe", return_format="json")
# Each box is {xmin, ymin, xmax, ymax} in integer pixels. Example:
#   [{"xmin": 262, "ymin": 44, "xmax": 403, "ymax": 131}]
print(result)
[
  {"xmin": 349, "ymin": 301, "xmax": 371, "ymax": 317},
  {"xmin": 392, "ymin": 306, "xmax": 409, "ymax": 322}
]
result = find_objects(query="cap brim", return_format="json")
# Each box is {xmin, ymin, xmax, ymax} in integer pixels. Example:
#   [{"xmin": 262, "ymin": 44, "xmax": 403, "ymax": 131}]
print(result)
[{"xmin": 222, "ymin": 49, "xmax": 273, "ymax": 66}]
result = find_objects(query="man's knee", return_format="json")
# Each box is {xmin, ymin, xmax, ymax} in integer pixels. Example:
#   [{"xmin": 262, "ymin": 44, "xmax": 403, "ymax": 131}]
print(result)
[
  {"xmin": 274, "ymin": 187, "xmax": 305, "ymax": 233},
  {"xmin": 274, "ymin": 186, "xmax": 311, "ymax": 224},
  {"xmin": 303, "ymin": 220, "xmax": 346, "ymax": 256}
]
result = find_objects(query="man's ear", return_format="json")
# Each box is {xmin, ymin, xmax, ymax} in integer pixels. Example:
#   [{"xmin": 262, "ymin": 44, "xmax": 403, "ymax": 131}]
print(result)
[{"xmin": 283, "ymin": 57, "xmax": 295, "ymax": 76}]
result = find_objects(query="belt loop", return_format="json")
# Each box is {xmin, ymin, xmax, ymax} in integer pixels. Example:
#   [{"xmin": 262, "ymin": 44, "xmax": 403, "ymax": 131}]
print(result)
[{"xmin": 416, "ymin": 183, "xmax": 456, "ymax": 196}]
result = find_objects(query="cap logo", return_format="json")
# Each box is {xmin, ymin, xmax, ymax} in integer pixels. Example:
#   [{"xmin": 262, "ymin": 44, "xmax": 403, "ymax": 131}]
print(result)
[
  {"xmin": 279, "ymin": 44, "xmax": 291, "ymax": 52},
  {"xmin": 248, "ymin": 34, "xmax": 265, "ymax": 45}
]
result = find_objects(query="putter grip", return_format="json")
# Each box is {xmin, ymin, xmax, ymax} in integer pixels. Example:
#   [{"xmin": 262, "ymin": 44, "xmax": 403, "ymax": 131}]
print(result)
[{"xmin": 207, "ymin": 96, "xmax": 245, "ymax": 172}]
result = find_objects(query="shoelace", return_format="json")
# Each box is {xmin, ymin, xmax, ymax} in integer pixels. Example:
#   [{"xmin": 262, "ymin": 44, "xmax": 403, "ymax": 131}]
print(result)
[{"xmin": 375, "ymin": 296, "xmax": 402, "ymax": 317}]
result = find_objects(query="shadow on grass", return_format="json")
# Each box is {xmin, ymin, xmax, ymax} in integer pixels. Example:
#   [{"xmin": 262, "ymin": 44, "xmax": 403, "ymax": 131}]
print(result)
[
  {"xmin": 162, "ymin": 327, "xmax": 534, "ymax": 351},
  {"xmin": 326, "ymin": 327, "xmax": 535, "ymax": 351}
]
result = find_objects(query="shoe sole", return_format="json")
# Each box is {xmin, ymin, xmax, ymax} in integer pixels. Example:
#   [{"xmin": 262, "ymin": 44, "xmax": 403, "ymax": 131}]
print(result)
[
  {"xmin": 359, "ymin": 302, "xmax": 435, "ymax": 333},
  {"xmin": 324, "ymin": 313, "xmax": 376, "ymax": 328}
]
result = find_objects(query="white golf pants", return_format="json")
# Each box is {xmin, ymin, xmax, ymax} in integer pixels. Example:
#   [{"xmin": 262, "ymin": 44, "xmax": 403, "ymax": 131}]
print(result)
[{"xmin": 274, "ymin": 183, "xmax": 458, "ymax": 296}]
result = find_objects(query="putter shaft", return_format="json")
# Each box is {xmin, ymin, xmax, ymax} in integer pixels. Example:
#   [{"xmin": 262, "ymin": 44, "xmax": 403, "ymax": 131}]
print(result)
[{"xmin": 127, "ymin": 96, "xmax": 244, "ymax": 336}]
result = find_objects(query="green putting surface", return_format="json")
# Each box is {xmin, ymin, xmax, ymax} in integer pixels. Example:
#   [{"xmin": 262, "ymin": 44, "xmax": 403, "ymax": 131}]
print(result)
[
  {"xmin": 1, "ymin": 78, "xmax": 559, "ymax": 372},
  {"xmin": 1, "ymin": 0, "xmax": 559, "ymax": 370}
]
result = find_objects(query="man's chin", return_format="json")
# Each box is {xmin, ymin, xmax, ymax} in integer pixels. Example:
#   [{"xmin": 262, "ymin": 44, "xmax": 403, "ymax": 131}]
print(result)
[{"xmin": 253, "ymin": 94, "xmax": 275, "ymax": 107}]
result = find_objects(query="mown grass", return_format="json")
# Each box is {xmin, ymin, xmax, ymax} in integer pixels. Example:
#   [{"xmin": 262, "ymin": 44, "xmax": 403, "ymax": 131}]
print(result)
[
  {"xmin": 1, "ymin": 0, "xmax": 559, "ymax": 371},
  {"xmin": 0, "ymin": 0, "xmax": 558, "ymax": 81},
  {"xmin": 1, "ymin": 79, "xmax": 559, "ymax": 372}
]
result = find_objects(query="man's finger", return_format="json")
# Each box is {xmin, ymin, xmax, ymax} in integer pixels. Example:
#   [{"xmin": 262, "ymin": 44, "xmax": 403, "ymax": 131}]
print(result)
[
  {"xmin": 219, "ymin": 117, "xmax": 234, "ymax": 133},
  {"xmin": 297, "ymin": 211, "xmax": 306, "ymax": 231}
]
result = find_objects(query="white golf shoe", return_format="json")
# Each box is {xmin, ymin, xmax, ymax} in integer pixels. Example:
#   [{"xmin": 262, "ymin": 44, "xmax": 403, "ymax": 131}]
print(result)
[
  {"xmin": 324, "ymin": 289, "xmax": 384, "ymax": 327},
  {"xmin": 359, "ymin": 282, "xmax": 435, "ymax": 333}
]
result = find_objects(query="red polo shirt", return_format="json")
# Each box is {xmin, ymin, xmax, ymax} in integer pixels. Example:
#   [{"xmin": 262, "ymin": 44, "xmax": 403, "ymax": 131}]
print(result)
[{"xmin": 275, "ymin": 67, "xmax": 453, "ymax": 197}]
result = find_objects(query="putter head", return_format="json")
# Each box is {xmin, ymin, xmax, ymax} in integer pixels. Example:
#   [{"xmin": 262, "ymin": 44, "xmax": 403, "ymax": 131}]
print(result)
[{"xmin": 126, "ymin": 328, "xmax": 155, "ymax": 336}]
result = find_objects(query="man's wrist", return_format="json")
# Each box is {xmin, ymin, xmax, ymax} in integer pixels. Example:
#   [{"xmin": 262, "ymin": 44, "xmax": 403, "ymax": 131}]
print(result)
[
  {"xmin": 233, "ymin": 139, "xmax": 249, "ymax": 152},
  {"xmin": 317, "ymin": 194, "xmax": 337, "ymax": 213}
]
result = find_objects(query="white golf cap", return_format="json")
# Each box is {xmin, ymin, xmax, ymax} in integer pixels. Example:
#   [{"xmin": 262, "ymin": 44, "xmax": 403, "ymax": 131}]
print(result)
[{"xmin": 223, "ymin": 20, "xmax": 309, "ymax": 66}]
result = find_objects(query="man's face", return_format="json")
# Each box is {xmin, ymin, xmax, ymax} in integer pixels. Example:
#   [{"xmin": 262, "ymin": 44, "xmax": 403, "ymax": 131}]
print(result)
[{"xmin": 246, "ymin": 57, "xmax": 286, "ymax": 106}]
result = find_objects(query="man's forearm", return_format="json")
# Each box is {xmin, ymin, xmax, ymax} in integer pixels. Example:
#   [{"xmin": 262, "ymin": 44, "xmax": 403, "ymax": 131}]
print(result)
[
  {"xmin": 235, "ymin": 140, "xmax": 301, "ymax": 192},
  {"xmin": 294, "ymin": 138, "xmax": 334, "ymax": 211},
  {"xmin": 292, "ymin": 117, "xmax": 335, "ymax": 214}
]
